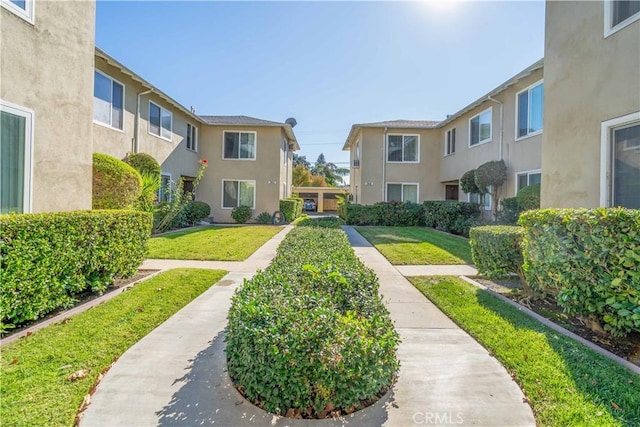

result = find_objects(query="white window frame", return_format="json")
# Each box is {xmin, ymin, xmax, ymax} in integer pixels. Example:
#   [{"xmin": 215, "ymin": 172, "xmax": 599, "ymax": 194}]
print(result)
[
  {"xmin": 0, "ymin": 100, "xmax": 34, "ymax": 213},
  {"xmin": 386, "ymin": 134, "xmax": 420, "ymax": 163},
  {"xmin": 186, "ymin": 123, "xmax": 198, "ymax": 152},
  {"xmin": 222, "ymin": 130, "xmax": 257, "ymax": 161},
  {"xmin": 468, "ymin": 186, "xmax": 492, "ymax": 211},
  {"xmin": 604, "ymin": 0, "xmax": 640, "ymax": 37},
  {"xmin": 1, "ymin": 0, "xmax": 34, "ymax": 24},
  {"xmin": 282, "ymin": 139, "xmax": 288, "ymax": 165},
  {"xmin": 385, "ymin": 182, "xmax": 419, "ymax": 203},
  {"xmin": 93, "ymin": 69, "xmax": 125, "ymax": 132},
  {"xmin": 515, "ymin": 169, "xmax": 542, "ymax": 195},
  {"xmin": 148, "ymin": 101, "xmax": 172, "ymax": 141},
  {"xmin": 221, "ymin": 179, "xmax": 256, "ymax": 209},
  {"xmin": 515, "ymin": 80, "xmax": 544, "ymax": 141},
  {"xmin": 468, "ymin": 107, "xmax": 493, "ymax": 147},
  {"xmin": 158, "ymin": 172, "xmax": 172, "ymax": 203},
  {"xmin": 444, "ymin": 127, "xmax": 456, "ymax": 156},
  {"xmin": 600, "ymin": 111, "xmax": 640, "ymax": 207}
]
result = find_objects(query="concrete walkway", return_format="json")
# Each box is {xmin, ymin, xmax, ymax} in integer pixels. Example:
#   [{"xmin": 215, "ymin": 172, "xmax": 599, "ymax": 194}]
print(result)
[{"xmin": 80, "ymin": 225, "xmax": 535, "ymax": 427}]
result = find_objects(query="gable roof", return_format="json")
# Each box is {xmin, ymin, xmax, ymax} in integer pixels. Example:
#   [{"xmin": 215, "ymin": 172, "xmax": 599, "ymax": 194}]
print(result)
[
  {"xmin": 342, "ymin": 120, "xmax": 441, "ymax": 150},
  {"xmin": 199, "ymin": 115, "xmax": 300, "ymax": 150}
]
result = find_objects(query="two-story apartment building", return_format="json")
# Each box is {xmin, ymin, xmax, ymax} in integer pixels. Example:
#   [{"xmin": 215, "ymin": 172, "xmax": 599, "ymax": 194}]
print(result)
[
  {"xmin": 344, "ymin": 61, "xmax": 544, "ymax": 211},
  {"xmin": 542, "ymin": 0, "xmax": 639, "ymax": 209}
]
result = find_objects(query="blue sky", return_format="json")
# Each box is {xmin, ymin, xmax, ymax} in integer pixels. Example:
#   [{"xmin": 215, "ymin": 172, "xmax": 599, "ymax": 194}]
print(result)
[{"xmin": 96, "ymin": 1, "xmax": 545, "ymax": 175}]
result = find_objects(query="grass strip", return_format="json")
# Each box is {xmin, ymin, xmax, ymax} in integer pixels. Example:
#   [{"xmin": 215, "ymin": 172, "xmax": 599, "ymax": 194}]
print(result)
[
  {"xmin": 0, "ymin": 268, "xmax": 227, "ymax": 427},
  {"xmin": 411, "ymin": 276, "xmax": 640, "ymax": 427},
  {"xmin": 147, "ymin": 225, "xmax": 281, "ymax": 260},
  {"xmin": 356, "ymin": 226, "xmax": 472, "ymax": 265}
]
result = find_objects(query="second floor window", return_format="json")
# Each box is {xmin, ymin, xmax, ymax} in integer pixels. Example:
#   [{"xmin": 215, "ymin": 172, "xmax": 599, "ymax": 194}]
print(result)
[
  {"xmin": 94, "ymin": 71, "xmax": 124, "ymax": 130},
  {"xmin": 387, "ymin": 135, "xmax": 419, "ymax": 162},
  {"xmin": 186, "ymin": 123, "xmax": 198, "ymax": 151},
  {"xmin": 445, "ymin": 128, "xmax": 456, "ymax": 155},
  {"xmin": 224, "ymin": 131, "xmax": 256, "ymax": 160},
  {"xmin": 517, "ymin": 81, "xmax": 544, "ymax": 138},
  {"xmin": 149, "ymin": 102, "xmax": 172, "ymax": 140},
  {"xmin": 469, "ymin": 108, "xmax": 492, "ymax": 146}
]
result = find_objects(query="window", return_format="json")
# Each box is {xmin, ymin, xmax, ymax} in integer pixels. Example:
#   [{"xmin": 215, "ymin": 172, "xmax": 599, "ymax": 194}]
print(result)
[
  {"xmin": 516, "ymin": 170, "xmax": 542, "ymax": 194},
  {"xmin": 516, "ymin": 81, "xmax": 544, "ymax": 139},
  {"xmin": 445, "ymin": 128, "xmax": 456, "ymax": 155},
  {"xmin": 222, "ymin": 180, "xmax": 255, "ymax": 208},
  {"xmin": 224, "ymin": 131, "xmax": 256, "ymax": 160},
  {"xmin": 469, "ymin": 185, "xmax": 492, "ymax": 211},
  {"xmin": 469, "ymin": 108, "xmax": 492, "ymax": 146},
  {"xmin": 386, "ymin": 183, "xmax": 418, "ymax": 203},
  {"xmin": 1, "ymin": 101, "xmax": 33, "ymax": 214},
  {"xmin": 605, "ymin": 0, "xmax": 640, "ymax": 36},
  {"xmin": 1, "ymin": 0, "xmax": 34, "ymax": 24},
  {"xmin": 157, "ymin": 173, "xmax": 172, "ymax": 202},
  {"xmin": 387, "ymin": 135, "xmax": 419, "ymax": 162},
  {"xmin": 601, "ymin": 115, "xmax": 640, "ymax": 208},
  {"xmin": 149, "ymin": 101, "xmax": 172, "ymax": 140},
  {"xmin": 186, "ymin": 123, "xmax": 198, "ymax": 151},
  {"xmin": 353, "ymin": 139, "xmax": 361, "ymax": 167},
  {"xmin": 93, "ymin": 71, "xmax": 124, "ymax": 130},
  {"xmin": 282, "ymin": 139, "xmax": 288, "ymax": 165},
  {"xmin": 445, "ymin": 184, "xmax": 459, "ymax": 201}
]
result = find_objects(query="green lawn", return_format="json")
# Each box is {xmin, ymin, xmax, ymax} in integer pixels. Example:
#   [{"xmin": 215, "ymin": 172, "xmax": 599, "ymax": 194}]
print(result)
[
  {"xmin": 355, "ymin": 226, "xmax": 472, "ymax": 265},
  {"xmin": 0, "ymin": 268, "xmax": 227, "ymax": 427},
  {"xmin": 147, "ymin": 225, "xmax": 282, "ymax": 260},
  {"xmin": 411, "ymin": 276, "xmax": 640, "ymax": 427}
]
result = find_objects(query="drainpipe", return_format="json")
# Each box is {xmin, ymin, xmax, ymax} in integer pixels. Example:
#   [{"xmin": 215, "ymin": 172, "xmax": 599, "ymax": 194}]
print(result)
[
  {"xmin": 381, "ymin": 127, "xmax": 388, "ymax": 201},
  {"xmin": 487, "ymin": 96, "xmax": 503, "ymax": 161},
  {"xmin": 134, "ymin": 88, "xmax": 154, "ymax": 153}
]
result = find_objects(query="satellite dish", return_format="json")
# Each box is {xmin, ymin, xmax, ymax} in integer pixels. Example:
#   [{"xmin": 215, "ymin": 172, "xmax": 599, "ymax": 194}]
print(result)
[{"xmin": 285, "ymin": 117, "xmax": 297, "ymax": 128}]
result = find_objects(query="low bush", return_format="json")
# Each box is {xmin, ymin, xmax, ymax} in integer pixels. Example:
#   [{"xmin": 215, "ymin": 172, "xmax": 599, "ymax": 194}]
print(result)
[
  {"xmin": 92, "ymin": 153, "xmax": 142, "ymax": 209},
  {"xmin": 516, "ymin": 184, "xmax": 540, "ymax": 211},
  {"xmin": 226, "ymin": 227, "xmax": 399, "ymax": 418},
  {"xmin": 496, "ymin": 197, "xmax": 521, "ymax": 225},
  {"xmin": 469, "ymin": 226, "xmax": 530, "ymax": 295},
  {"xmin": 279, "ymin": 198, "xmax": 303, "ymax": 222},
  {"xmin": 255, "ymin": 211, "xmax": 273, "ymax": 224},
  {"xmin": 295, "ymin": 216, "xmax": 345, "ymax": 228},
  {"xmin": 184, "ymin": 201, "xmax": 211, "ymax": 225},
  {"xmin": 342, "ymin": 201, "xmax": 423, "ymax": 226},
  {"xmin": 0, "ymin": 210, "xmax": 152, "ymax": 331},
  {"xmin": 231, "ymin": 205, "xmax": 252, "ymax": 224},
  {"xmin": 423, "ymin": 201, "xmax": 480, "ymax": 236},
  {"xmin": 519, "ymin": 208, "xmax": 640, "ymax": 337}
]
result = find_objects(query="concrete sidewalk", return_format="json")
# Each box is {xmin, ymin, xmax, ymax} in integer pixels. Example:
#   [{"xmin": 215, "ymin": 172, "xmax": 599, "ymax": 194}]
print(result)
[{"xmin": 81, "ymin": 225, "xmax": 535, "ymax": 427}]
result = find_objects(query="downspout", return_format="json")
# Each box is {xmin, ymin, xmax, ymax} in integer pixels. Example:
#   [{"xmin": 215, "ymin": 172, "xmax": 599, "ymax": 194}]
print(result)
[
  {"xmin": 134, "ymin": 88, "xmax": 154, "ymax": 153},
  {"xmin": 382, "ymin": 127, "xmax": 388, "ymax": 201},
  {"xmin": 487, "ymin": 96, "xmax": 503, "ymax": 160}
]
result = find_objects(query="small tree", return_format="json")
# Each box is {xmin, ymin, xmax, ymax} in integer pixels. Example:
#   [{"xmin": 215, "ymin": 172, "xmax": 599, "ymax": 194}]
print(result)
[
  {"xmin": 460, "ymin": 169, "xmax": 481, "ymax": 194},
  {"xmin": 475, "ymin": 160, "xmax": 508, "ymax": 218}
]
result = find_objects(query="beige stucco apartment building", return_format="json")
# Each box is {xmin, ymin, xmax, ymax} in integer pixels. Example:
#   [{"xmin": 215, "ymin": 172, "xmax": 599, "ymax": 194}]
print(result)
[
  {"xmin": 542, "ymin": 0, "xmax": 639, "ymax": 209},
  {"xmin": 1, "ymin": 0, "xmax": 95, "ymax": 214},
  {"xmin": 344, "ymin": 62, "xmax": 544, "ymax": 211}
]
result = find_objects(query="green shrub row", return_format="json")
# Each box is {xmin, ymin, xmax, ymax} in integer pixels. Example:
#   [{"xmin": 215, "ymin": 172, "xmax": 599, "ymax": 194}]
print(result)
[
  {"xmin": 519, "ymin": 208, "xmax": 640, "ymax": 337},
  {"xmin": 226, "ymin": 227, "xmax": 399, "ymax": 418},
  {"xmin": 341, "ymin": 201, "xmax": 424, "ymax": 226},
  {"xmin": 0, "ymin": 210, "xmax": 152, "ymax": 330},
  {"xmin": 423, "ymin": 201, "xmax": 480, "ymax": 236},
  {"xmin": 496, "ymin": 184, "xmax": 541, "ymax": 225},
  {"xmin": 295, "ymin": 216, "xmax": 345, "ymax": 228},
  {"xmin": 279, "ymin": 198, "xmax": 303, "ymax": 222}
]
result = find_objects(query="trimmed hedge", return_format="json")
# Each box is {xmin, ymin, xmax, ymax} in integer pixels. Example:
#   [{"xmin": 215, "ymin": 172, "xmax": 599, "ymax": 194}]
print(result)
[
  {"xmin": 92, "ymin": 153, "xmax": 142, "ymax": 209},
  {"xmin": 342, "ymin": 201, "xmax": 424, "ymax": 226},
  {"xmin": 517, "ymin": 184, "xmax": 541, "ymax": 211},
  {"xmin": 255, "ymin": 211, "xmax": 273, "ymax": 224},
  {"xmin": 295, "ymin": 216, "xmax": 345, "ymax": 228},
  {"xmin": 423, "ymin": 201, "xmax": 480, "ymax": 236},
  {"xmin": 184, "ymin": 201, "xmax": 211, "ymax": 225},
  {"xmin": 226, "ymin": 227, "xmax": 399, "ymax": 418},
  {"xmin": 469, "ymin": 226, "xmax": 529, "ymax": 294},
  {"xmin": 279, "ymin": 198, "xmax": 303, "ymax": 222},
  {"xmin": 520, "ymin": 208, "xmax": 640, "ymax": 337},
  {"xmin": 123, "ymin": 152, "xmax": 161, "ymax": 179},
  {"xmin": 0, "ymin": 210, "xmax": 152, "ymax": 330},
  {"xmin": 231, "ymin": 205, "xmax": 252, "ymax": 224},
  {"xmin": 497, "ymin": 197, "xmax": 520, "ymax": 225}
]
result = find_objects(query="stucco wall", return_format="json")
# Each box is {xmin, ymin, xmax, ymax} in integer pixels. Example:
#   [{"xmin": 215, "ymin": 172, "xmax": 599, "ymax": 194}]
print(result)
[
  {"xmin": 542, "ymin": 1, "xmax": 640, "ymax": 208},
  {"xmin": 198, "ymin": 125, "xmax": 285, "ymax": 222},
  {"xmin": 1, "ymin": 1, "xmax": 95, "ymax": 212},
  {"xmin": 93, "ymin": 58, "xmax": 201, "ymax": 182}
]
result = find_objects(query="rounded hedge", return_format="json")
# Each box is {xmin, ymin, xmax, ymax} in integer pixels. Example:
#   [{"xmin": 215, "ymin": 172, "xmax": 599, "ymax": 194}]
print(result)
[
  {"xmin": 231, "ymin": 205, "xmax": 252, "ymax": 224},
  {"xmin": 184, "ymin": 200, "xmax": 211, "ymax": 225},
  {"xmin": 124, "ymin": 152, "xmax": 161, "ymax": 179},
  {"xmin": 517, "ymin": 184, "xmax": 541, "ymax": 211},
  {"xmin": 255, "ymin": 211, "xmax": 273, "ymax": 224},
  {"xmin": 92, "ymin": 153, "xmax": 142, "ymax": 209},
  {"xmin": 460, "ymin": 169, "xmax": 480, "ymax": 194},
  {"xmin": 475, "ymin": 160, "xmax": 507, "ymax": 190}
]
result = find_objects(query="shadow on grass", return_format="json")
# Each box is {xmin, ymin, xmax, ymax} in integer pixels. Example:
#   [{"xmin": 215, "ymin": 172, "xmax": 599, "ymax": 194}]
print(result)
[
  {"xmin": 152, "ymin": 226, "xmax": 220, "ymax": 240},
  {"xmin": 472, "ymin": 289, "xmax": 640, "ymax": 426},
  {"xmin": 156, "ymin": 330, "xmax": 394, "ymax": 426}
]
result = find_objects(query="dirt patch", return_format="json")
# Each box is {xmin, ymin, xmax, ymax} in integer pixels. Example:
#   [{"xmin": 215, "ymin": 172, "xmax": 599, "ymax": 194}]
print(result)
[{"xmin": 473, "ymin": 276, "xmax": 640, "ymax": 367}]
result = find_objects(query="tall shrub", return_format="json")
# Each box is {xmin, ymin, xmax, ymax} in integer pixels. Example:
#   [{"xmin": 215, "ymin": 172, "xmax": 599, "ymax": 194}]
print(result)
[
  {"xmin": 124, "ymin": 152, "xmax": 161, "ymax": 179},
  {"xmin": 519, "ymin": 208, "xmax": 640, "ymax": 337},
  {"xmin": 475, "ymin": 160, "xmax": 508, "ymax": 218},
  {"xmin": 92, "ymin": 153, "xmax": 142, "ymax": 209},
  {"xmin": 517, "ymin": 184, "xmax": 541, "ymax": 211}
]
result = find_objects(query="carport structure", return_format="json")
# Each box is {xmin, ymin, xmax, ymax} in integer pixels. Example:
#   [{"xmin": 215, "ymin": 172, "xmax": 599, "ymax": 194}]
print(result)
[{"xmin": 293, "ymin": 186, "xmax": 347, "ymax": 213}]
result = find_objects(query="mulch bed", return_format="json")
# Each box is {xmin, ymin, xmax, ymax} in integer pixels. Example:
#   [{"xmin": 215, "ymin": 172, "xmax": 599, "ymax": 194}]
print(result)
[
  {"xmin": 1, "ymin": 269, "xmax": 159, "ymax": 340},
  {"xmin": 473, "ymin": 276, "xmax": 640, "ymax": 367}
]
